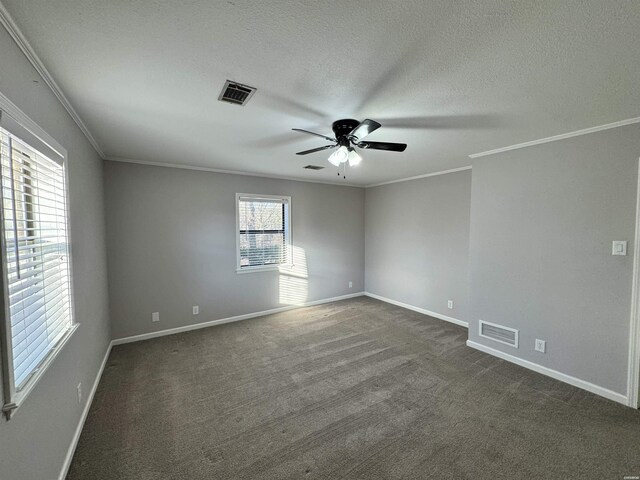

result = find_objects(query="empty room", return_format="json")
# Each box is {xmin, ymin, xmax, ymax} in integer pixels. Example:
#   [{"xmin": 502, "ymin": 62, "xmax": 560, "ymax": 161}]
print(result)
[{"xmin": 1, "ymin": 1, "xmax": 640, "ymax": 479}]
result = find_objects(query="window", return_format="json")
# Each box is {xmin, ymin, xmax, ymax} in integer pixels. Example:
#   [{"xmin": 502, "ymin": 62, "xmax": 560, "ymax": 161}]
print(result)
[
  {"xmin": 236, "ymin": 194, "xmax": 291, "ymax": 272},
  {"xmin": 0, "ymin": 102, "xmax": 75, "ymax": 419}
]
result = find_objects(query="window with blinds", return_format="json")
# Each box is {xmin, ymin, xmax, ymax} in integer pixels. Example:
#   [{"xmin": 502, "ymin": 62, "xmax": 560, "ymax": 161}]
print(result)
[
  {"xmin": 236, "ymin": 194, "xmax": 291, "ymax": 271},
  {"xmin": 0, "ymin": 109, "xmax": 74, "ymax": 417}
]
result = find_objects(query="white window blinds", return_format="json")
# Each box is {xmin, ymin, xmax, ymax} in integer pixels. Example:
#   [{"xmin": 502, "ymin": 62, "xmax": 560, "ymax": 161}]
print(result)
[
  {"xmin": 237, "ymin": 195, "xmax": 291, "ymax": 270},
  {"xmin": 0, "ymin": 122, "xmax": 73, "ymax": 392}
]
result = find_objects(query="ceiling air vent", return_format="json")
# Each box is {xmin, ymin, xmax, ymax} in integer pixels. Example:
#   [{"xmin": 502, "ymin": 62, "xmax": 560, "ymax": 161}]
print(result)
[
  {"xmin": 218, "ymin": 80, "xmax": 256, "ymax": 106},
  {"xmin": 479, "ymin": 320, "xmax": 519, "ymax": 348},
  {"xmin": 303, "ymin": 165, "xmax": 324, "ymax": 170}
]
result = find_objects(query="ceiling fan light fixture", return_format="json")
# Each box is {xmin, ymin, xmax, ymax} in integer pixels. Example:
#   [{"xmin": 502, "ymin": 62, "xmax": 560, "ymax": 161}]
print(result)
[
  {"xmin": 328, "ymin": 145, "xmax": 349, "ymax": 166},
  {"xmin": 293, "ymin": 119, "xmax": 406, "ymax": 174},
  {"xmin": 348, "ymin": 148, "xmax": 362, "ymax": 166}
]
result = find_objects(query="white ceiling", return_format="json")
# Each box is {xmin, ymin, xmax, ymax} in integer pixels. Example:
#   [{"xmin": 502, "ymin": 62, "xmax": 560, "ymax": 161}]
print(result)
[{"xmin": 2, "ymin": 0, "xmax": 640, "ymax": 186}]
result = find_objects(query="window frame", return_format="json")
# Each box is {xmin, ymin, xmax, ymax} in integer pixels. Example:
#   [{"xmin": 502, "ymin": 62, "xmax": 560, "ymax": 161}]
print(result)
[
  {"xmin": 0, "ymin": 91, "xmax": 77, "ymax": 420},
  {"xmin": 235, "ymin": 193, "xmax": 292, "ymax": 273}
]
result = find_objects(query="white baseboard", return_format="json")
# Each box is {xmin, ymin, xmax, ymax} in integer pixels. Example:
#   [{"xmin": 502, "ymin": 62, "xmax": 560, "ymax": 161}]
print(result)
[
  {"xmin": 112, "ymin": 292, "xmax": 365, "ymax": 346},
  {"xmin": 58, "ymin": 340, "xmax": 113, "ymax": 480},
  {"xmin": 466, "ymin": 340, "xmax": 628, "ymax": 406},
  {"xmin": 364, "ymin": 292, "xmax": 468, "ymax": 328}
]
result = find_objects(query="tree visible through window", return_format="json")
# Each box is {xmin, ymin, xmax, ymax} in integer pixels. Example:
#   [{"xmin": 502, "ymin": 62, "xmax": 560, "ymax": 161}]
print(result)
[{"xmin": 237, "ymin": 195, "xmax": 291, "ymax": 270}]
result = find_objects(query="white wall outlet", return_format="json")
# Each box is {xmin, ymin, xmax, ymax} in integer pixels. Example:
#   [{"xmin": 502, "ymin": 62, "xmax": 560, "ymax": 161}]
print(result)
[
  {"xmin": 447, "ymin": 300, "xmax": 454, "ymax": 309},
  {"xmin": 192, "ymin": 305, "xmax": 199, "ymax": 315},
  {"xmin": 612, "ymin": 241, "xmax": 627, "ymax": 256},
  {"xmin": 348, "ymin": 281, "xmax": 353, "ymax": 289},
  {"xmin": 152, "ymin": 312, "xmax": 160, "ymax": 322},
  {"xmin": 76, "ymin": 382, "xmax": 82, "ymax": 404},
  {"xmin": 535, "ymin": 339, "xmax": 546, "ymax": 353}
]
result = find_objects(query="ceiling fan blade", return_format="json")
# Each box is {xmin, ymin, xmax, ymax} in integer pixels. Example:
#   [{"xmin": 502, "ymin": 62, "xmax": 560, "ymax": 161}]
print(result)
[
  {"xmin": 358, "ymin": 141, "xmax": 407, "ymax": 152},
  {"xmin": 292, "ymin": 128, "xmax": 336, "ymax": 142},
  {"xmin": 374, "ymin": 115, "xmax": 503, "ymax": 130},
  {"xmin": 296, "ymin": 144, "xmax": 337, "ymax": 155},
  {"xmin": 348, "ymin": 119, "xmax": 382, "ymax": 142}
]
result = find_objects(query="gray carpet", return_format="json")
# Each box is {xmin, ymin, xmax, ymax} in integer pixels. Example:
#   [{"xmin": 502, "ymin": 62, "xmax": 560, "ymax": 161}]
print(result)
[{"xmin": 68, "ymin": 297, "xmax": 640, "ymax": 479}]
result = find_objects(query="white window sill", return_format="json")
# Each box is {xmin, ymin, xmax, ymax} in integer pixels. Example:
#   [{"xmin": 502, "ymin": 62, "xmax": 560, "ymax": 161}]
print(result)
[
  {"xmin": 236, "ymin": 264, "xmax": 293, "ymax": 274},
  {"xmin": 3, "ymin": 323, "xmax": 79, "ymax": 421}
]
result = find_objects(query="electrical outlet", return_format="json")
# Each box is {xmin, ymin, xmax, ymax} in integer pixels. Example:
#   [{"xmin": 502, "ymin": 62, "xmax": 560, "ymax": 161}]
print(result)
[
  {"xmin": 447, "ymin": 300, "xmax": 454, "ymax": 309},
  {"xmin": 348, "ymin": 281, "xmax": 353, "ymax": 289},
  {"xmin": 152, "ymin": 312, "xmax": 160, "ymax": 322},
  {"xmin": 535, "ymin": 339, "xmax": 546, "ymax": 353},
  {"xmin": 192, "ymin": 305, "xmax": 199, "ymax": 315},
  {"xmin": 612, "ymin": 240, "xmax": 627, "ymax": 256},
  {"xmin": 76, "ymin": 383, "xmax": 82, "ymax": 404}
]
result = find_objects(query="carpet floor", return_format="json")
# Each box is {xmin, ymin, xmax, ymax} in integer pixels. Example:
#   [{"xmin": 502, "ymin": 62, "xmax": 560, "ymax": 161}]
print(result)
[{"xmin": 68, "ymin": 297, "xmax": 640, "ymax": 479}]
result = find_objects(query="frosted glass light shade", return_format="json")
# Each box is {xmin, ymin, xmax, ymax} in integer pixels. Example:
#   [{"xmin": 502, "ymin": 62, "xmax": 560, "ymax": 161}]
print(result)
[
  {"xmin": 348, "ymin": 148, "xmax": 362, "ymax": 166},
  {"xmin": 328, "ymin": 146, "xmax": 349, "ymax": 166}
]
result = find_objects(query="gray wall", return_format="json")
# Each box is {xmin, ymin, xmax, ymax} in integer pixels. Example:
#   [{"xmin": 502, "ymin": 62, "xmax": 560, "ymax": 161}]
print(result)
[
  {"xmin": 365, "ymin": 170, "xmax": 472, "ymax": 323},
  {"xmin": 469, "ymin": 124, "xmax": 640, "ymax": 395},
  {"xmin": 104, "ymin": 161, "xmax": 365, "ymax": 339},
  {"xmin": 0, "ymin": 26, "xmax": 110, "ymax": 480}
]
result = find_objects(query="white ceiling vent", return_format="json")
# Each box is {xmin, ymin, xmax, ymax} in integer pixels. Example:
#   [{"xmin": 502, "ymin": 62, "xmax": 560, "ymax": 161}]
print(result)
[
  {"xmin": 479, "ymin": 320, "xmax": 519, "ymax": 348},
  {"xmin": 218, "ymin": 80, "xmax": 256, "ymax": 106}
]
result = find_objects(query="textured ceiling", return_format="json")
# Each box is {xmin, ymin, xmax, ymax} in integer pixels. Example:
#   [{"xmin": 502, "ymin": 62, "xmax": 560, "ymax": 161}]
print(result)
[{"xmin": 2, "ymin": 0, "xmax": 640, "ymax": 185}]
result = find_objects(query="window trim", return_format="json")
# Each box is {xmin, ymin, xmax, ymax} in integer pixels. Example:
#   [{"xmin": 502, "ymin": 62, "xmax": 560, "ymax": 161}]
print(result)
[
  {"xmin": 235, "ymin": 193, "xmax": 292, "ymax": 273},
  {"xmin": 0, "ymin": 91, "xmax": 77, "ymax": 420}
]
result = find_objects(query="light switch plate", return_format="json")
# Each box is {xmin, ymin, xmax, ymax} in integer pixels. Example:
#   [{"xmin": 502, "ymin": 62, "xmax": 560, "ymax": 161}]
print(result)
[
  {"xmin": 612, "ymin": 241, "xmax": 627, "ymax": 256},
  {"xmin": 192, "ymin": 305, "xmax": 199, "ymax": 315},
  {"xmin": 535, "ymin": 339, "xmax": 546, "ymax": 353},
  {"xmin": 152, "ymin": 312, "xmax": 160, "ymax": 322}
]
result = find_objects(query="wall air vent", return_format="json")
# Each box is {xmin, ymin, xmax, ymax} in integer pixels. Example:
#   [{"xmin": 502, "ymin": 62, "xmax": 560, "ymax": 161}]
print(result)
[
  {"xmin": 218, "ymin": 80, "xmax": 256, "ymax": 106},
  {"xmin": 479, "ymin": 320, "xmax": 519, "ymax": 348},
  {"xmin": 303, "ymin": 165, "xmax": 324, "ymax": 170}
]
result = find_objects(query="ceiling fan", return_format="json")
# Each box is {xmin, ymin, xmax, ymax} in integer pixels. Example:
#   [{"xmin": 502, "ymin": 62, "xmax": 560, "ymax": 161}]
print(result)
[{"xmin": 292, "ymin": 118, "xmax": 407, "ymax": 169}]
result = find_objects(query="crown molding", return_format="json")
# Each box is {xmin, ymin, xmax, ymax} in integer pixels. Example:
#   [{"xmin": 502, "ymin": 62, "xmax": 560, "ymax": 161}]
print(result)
[
  {"xmin": 103, "ymin": 156, "xmax": 364, "ymax": 188},
  {"xmin": 365, "ymin": 166, "xmax": 472, "ymax": 188},
  {"xmin": 0, "ymin": 1, "xmax": 105, "ymax": 157},
  {"xmin": 106, "ymin": 156, "xmax": 474, "ymax": 189},
  {"xmin": 469, "ymin": 116, "xmax": 640, "ymax": 159},
  {"xmin": 0, "ymin": 89, "xmax": 67, "ymax": 158}
]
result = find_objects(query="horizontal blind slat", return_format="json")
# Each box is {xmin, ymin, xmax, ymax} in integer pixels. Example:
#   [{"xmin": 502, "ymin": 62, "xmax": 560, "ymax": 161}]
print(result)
[
  {"xmin": 238, "ymin": 198, "xmax": 289, "ymax": 268},
  {"xmin": 0, "ymin": 126, "xmax": 73, "ymax": 392}
]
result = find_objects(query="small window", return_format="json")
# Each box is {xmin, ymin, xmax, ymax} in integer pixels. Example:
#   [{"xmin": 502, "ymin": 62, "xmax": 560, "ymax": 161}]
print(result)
[
  {"xmin": 236, "ymin": 194, "xmax": 291, "ymax": 272},
  {"xmin": 0, "ymin": 103, "xmax": 75, "ymax": 419}
]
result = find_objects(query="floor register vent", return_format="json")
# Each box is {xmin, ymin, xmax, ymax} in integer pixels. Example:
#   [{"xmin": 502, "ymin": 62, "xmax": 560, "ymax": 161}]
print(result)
[{"xmin": 479, "ymin": 320, "xmax": 519, "ymax": 348}]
